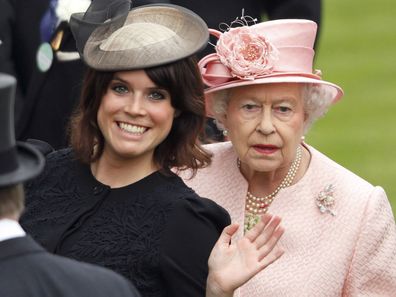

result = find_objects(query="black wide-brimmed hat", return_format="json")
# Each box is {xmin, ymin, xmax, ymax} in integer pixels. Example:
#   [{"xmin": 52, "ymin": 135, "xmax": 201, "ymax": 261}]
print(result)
[{"xmin": 0, "ymin": 73, "xmax": 44, "ymax": 187}]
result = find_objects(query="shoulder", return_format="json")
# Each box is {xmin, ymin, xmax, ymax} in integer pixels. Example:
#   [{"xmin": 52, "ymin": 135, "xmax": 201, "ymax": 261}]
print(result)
[
  {"xmin": 31, "ymin": 147, "xmax": 75, "ymax": 178},
  {"xmin": 24, "ymin": 147, "xmax": 77, "ymax": 191},
  {"xmin": 180, "ymin": 142, "xmax": 243, "ymax": 200},
  {"xmin": 155, "ymin": 173, "xmax": 230, "ymax": 228},
  {"xmin": 172, "ymin": 191, "xmax": 230, "ymax": 229},
  {"xmin": 203, "ymin": 141, "xmax": 234, "ymax": 158},
  {"xmin": 46, "ymin": 253, "xmax": 141, "ymax": 296},
  {"xmin": 181, "ymin": 141, "xmax": 236, "ymax": 179},
  {"xmin": 0, "ymin": 237, "xmax": 140, "ymax": 297},
  {"xmin": 309, "ymin": 145, "xmax": 375, "ymax": 192},
  {"xmin": 307, "ymin": 145, "xmax": 389, "ymax": 215},
  {"xmin": 46, "ymin": 147, "xmax": 75, "ymax": 165}
]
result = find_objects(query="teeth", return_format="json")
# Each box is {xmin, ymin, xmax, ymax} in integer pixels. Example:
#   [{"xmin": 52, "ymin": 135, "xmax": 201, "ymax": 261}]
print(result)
[{"xmin": 119, "ymin": 122, "xmax": 146, "ymax": 134}]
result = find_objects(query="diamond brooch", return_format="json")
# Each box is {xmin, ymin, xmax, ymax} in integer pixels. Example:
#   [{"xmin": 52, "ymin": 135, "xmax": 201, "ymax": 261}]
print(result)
[{"xmin": 316, "ymin": 184, "xmax": 336, "ymax": 216}]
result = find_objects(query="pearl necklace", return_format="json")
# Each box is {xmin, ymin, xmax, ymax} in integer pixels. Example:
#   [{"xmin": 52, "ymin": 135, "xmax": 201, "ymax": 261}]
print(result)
[{"xmin": 240, "ymin": 146, "xmax": 302, "ymax": 232}]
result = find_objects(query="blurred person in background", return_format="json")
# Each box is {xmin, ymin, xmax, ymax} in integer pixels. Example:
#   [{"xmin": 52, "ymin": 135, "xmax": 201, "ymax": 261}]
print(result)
[{"xmin": 181, "ymin": 16, "xmax": 396, "ymax": 296}]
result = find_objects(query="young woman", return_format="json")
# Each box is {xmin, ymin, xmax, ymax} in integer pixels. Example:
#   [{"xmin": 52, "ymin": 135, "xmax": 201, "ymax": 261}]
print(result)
[{"xmin": 20, "ymin": 1, "xmax": 284, "ymax": 296}]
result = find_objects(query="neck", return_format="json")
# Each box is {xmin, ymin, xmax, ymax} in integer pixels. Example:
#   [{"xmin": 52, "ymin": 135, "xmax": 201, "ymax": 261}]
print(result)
[
  {"xmin": 0, "ymin": 216, "xmax": 19, "ymax": 222},
  {"xmin": 245, "ymin": 167, "xmax": 287, "ymax": 194},
  {"xmin": 91, "ymin": 150, "xmax": 159, "ymax": 188}
]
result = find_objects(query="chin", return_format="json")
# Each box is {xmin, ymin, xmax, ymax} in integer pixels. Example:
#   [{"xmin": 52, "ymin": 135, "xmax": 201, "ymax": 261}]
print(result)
[{"xmin": 249, "ymin": 160, "xmax": 280, "ymax": 173}]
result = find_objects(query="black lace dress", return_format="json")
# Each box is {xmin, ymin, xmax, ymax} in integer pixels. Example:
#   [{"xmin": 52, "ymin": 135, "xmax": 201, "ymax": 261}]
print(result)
[{"xmin": 20, "ymin": 149, "xmax": 230, "ymax": 297}]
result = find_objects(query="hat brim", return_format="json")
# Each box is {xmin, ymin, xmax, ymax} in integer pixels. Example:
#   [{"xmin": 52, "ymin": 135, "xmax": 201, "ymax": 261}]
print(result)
[
  {"xmin": 205, "ymin": 73, "xmax": 343, "ymax": 117},
  {"xmin": 84, "ymin": 4, "xmax": 209, "ymax": 70},
  {"xmin": 0, "ymin": 142, "xmax": 45, "ymax": 187}
]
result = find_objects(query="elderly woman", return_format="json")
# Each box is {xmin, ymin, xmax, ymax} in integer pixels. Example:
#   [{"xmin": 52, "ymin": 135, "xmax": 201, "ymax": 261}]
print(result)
[{"xmin": 182, "ymin": 18, "xmax": 396, "ymax": 295}]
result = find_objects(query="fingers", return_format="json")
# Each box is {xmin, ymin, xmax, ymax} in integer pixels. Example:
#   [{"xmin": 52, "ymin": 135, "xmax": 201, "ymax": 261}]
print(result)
[
  {"xmin": 259, "ymin": 245, "xmax": 284, "ymax": 269},
  {"xmin": 257, "ymin": 225, "xmax": 284, "ymax": 261},
  {"xmin": 217, "ymin": 223, "xmax": 240, "ymax": 246},
  {"xmin": 244, "ymin": 213, "xmax": 273, "ymax": 242},
  {"xmin": 255, "ymin": 215, "xmax": 282, "ymax": 247},
  {"xmin": 245, "ymin": 213, "xmax": 285, "ymax": 263}
]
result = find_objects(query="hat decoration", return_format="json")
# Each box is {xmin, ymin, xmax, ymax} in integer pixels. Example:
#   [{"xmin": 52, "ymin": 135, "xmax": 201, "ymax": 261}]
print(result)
[
  {"xmin": 70, "ymin": 0, "xmax": 131, "ymax": 59},
  {"xmin": 214, "ymin": 15, "xmax": 279, "ymax": 80}
]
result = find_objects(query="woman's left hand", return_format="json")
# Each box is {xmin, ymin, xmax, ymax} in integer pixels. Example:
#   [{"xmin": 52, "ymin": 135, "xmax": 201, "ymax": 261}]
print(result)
[{"xmin": 206, "ymin": 213, "xmax": 284, "ymax": 297}]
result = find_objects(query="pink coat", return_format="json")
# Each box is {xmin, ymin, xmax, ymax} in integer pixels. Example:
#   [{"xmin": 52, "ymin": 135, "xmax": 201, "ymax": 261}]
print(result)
[{"xmin": 182, "ymin": 141, "xmax": 396, "ymax": 296}]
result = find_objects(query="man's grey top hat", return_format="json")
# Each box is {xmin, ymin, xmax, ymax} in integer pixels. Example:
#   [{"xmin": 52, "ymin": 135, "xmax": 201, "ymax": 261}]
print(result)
[
  {"xmin": 0, "ymin": 73, "xmax": 44, "ymax": 187},
  {"xmin": 70, "ymin": 0, "xmax": 209, "ymax": 71}
]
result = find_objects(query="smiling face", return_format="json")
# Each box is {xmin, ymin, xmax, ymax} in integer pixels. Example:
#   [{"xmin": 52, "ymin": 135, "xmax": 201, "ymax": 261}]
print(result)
[
  {"xmin": 97, "ymin": 70, "xmax": 176, "ymax": 165},
  {"xmin": 223, "ymin": 83, "xmax": 306, "ymax": 174}
]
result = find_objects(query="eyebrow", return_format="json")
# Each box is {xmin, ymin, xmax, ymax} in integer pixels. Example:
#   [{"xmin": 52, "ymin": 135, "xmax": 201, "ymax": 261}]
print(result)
[
  {"xmin": 238, "ymin": 95, "xmax": 298, "ymax": 104},
  {"xmin": 111, "ymin": 75, "xmax": 129, "ymax": 84},
  {"xmin": 272, "ymin": 96, "xmax": 298, "ymax": 104},
  {"xmin": 111, "ymin": 76, "xmax": 165, "ymax": 91}
]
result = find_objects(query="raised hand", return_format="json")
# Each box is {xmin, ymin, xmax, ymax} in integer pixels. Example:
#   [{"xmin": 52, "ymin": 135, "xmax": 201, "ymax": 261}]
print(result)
[{"xmin": 206, "ymin": 213, "xmax": 284, "ymax": 297}]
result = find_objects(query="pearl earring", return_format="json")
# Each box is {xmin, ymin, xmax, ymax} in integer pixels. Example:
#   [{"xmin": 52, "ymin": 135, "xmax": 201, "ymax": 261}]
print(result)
[
  {"xmin": 301, "ymin": 135, "xmax": 305, "ymax": 142},
  {"xmin": 223, "ymin": 129, "xmax": 228, "ymax": 137}
]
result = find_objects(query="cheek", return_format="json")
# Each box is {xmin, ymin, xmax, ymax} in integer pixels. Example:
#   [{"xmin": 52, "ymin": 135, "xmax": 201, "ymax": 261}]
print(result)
[
  {"xmin": 96, "ymin": 97, "xmax": 120, "ymax": 134},
  {"xmin": 227, "ymin": 119, "xmax": 255, "ymax": 154},
  {"xmin": 96, "ymin": 104, "xmax": 106, "ymax": 131},
  {"xmin": 228, "ymin": 116, "xmax": 256, "ymax": 139},
  {"xmin": 98, "ymin": 95, "xmax": 120, "ymax": 117},
  {"xmin": 291, "ymin": 115, "xmax": 305, "ymax": 135},
  {"xmin": 151, "ymin": 106, "xmax": 175, "ymax": 128},
  {"xmin": 278, "ymin": 121, "xmax": 304, "ymax": 155}
]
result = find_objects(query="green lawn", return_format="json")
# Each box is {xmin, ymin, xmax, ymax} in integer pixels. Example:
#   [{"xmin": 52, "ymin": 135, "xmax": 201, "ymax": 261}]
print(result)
[{"xmin": 306, "ymin": 0, "xmax": 396, "ymax": 214}]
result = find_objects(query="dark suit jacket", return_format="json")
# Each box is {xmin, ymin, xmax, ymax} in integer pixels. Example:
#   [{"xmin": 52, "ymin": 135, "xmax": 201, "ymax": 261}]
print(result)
[{"xmin": 0, "ymin": 236, "xmax": 141, "ymax": 297}]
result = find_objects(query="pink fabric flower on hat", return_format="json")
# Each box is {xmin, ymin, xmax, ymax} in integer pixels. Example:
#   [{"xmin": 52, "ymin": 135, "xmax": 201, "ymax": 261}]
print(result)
[{"xmin": 216, "ymin": 26, "xmax": 279, "ymax": 79}]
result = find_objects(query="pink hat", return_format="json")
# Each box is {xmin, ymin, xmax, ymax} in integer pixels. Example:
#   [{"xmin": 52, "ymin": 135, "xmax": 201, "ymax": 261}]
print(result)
[{"xmin": 198, "ymin": 19, "xmax": 343, "ymax": 116}]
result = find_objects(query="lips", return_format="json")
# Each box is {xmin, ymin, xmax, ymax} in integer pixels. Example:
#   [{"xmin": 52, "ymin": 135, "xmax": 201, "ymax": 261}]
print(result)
[{"xmin": 252, "ymin": 144, "xmax": 279, "ymax": 154}]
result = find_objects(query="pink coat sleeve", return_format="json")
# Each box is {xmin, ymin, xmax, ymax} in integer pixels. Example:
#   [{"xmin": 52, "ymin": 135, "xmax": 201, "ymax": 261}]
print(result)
[{"xmin": 343, "ymin": 186, "xmax": 396, "ymax": 296}]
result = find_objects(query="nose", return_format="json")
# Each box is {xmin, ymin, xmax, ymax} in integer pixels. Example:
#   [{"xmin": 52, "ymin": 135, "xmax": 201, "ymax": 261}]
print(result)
[
  {"xmin": 124, "ymin": 94, "xmax": 147, "ymax": 116},
  {"xmin": 256, "ymin": 109, "xmax": 275, "ymax": 135}
]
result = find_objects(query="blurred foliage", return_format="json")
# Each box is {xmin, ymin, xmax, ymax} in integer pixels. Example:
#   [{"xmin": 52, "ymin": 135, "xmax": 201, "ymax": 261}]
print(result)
[{"xmin": 307, "ymin": 0, "xmax": 396, "ymax": 214}]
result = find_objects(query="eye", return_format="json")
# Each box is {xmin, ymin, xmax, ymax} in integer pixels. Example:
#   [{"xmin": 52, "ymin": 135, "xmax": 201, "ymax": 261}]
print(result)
[
  {"xmin": 111, "ymin": 84, "xmax": 129, "ymax": 94},
  {"xmin": 278, "ymin": 106, "xmax": 291, "ymax": 112},
  {"xmin": 274, "ymin": 105, "xmax": 292, "ymax": 114},
  {"xmin": 147, "ymin": 90, "xmax": 167, "ymax": 100},
  {"xmin": 242, "ymin": 103, "xmax": 261, "ymax": 112}
]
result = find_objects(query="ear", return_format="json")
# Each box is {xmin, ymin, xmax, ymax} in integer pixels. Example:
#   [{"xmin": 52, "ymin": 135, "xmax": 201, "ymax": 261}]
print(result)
[
  {"xmin": 303, "ymin": 111, "xmax": 309, "ymax": 123},
  {"xmin": 215, "ymin": 114, "xmax": 228, "ymax": 131}
]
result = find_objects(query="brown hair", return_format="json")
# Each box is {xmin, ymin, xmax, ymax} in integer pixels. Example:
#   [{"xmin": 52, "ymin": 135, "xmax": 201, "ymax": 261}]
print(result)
[
  {"xmin": 69, "ymin": 56, "xmax": 211, "ymax": 175},
  {"xmin": 0, "ymin": 184, "xmax": 24, "ymax": 219}
]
